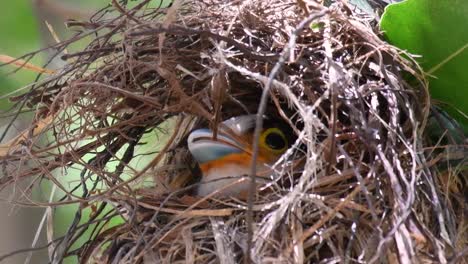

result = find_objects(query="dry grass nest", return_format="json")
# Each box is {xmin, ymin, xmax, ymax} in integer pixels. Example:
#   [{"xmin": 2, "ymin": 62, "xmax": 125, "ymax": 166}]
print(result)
[{"xmin": 1, "ymin": 0, "xmax": 466, "ymax": 263}]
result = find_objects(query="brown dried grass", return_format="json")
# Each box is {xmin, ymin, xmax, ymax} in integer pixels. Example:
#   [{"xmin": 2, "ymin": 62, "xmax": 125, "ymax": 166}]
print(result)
[{"xmin": 1, "ymin": 0, "xmax": 466, "ymax": 263}]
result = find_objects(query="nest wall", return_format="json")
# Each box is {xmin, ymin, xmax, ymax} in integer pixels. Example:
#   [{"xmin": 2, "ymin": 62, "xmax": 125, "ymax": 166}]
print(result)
[{"xmin": 1, "ymin": 0, "xmax": 466, "ymax": 263}]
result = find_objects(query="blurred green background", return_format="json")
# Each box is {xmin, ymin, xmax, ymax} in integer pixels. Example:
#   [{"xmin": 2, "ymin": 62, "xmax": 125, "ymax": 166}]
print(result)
[
  {"xmin": 0, "ymin": 0, "xmax": 110, "ymax": 110},
  {"xmin": 1, "ymin": 1, "xmax": 170, "ymax": 263},
  {"xmin": 0, "ymin": 1, "xmax": 110, "ymax": 263}
]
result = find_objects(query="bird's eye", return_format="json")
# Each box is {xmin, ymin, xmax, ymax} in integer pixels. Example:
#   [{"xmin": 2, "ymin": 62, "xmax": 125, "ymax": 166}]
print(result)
[{"xmin": 260, "ymin": 128, "xmax": 288, "ymax": 153}]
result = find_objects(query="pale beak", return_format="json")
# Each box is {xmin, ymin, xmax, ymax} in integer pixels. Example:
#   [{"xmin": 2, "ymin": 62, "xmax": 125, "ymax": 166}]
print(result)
[
  {"xmin": 187, "ymin": 115, "xmax": 256, "ymax": 164},
  {"xmin": 187, "ymin": 128, "xmax": 243, "ymax": 163}
]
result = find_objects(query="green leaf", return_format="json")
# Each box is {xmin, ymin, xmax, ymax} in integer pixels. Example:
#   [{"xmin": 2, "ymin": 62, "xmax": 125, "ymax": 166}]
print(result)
[{"xmin": 380, "ymin": 0, "xmax": 468, "ymax": 132}]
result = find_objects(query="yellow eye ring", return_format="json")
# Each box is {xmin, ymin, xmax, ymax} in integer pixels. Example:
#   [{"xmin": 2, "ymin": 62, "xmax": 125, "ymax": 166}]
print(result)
[{"xmin": 259, "ymin": 127, "xmax": 288, "ymax": 154}]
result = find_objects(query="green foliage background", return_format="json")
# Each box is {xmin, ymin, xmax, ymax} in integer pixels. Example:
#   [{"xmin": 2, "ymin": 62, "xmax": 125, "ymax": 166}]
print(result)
[
  {"xmin": 0, "ymin": 1, "xmax": 41, "ymax": 110},
  {"xmin": 0, "ymin": 0, "xmax": 109, "ymax": 110},
  {"xmin": 1, "ymin": 2, "xmax": 170, "ymax": 263},
  {"xmin": 0, "ymin": 2, "xmax": 110, "ymax": 263},
  {"xmin": 381, "ymin": 0, "xmax": 468, "ymax": 132}
]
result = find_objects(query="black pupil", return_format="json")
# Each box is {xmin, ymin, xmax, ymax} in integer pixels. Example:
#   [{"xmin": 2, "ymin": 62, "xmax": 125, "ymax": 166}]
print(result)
[{"xmin": 265, "ymin": 132, "xmax": 286, "ymax": 150}]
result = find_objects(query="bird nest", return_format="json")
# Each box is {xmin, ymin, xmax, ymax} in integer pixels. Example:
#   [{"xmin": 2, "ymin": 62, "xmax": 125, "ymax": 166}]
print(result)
[{"xmin": 1, "ymin": 0, "xmax": 466, "ymax": 263}]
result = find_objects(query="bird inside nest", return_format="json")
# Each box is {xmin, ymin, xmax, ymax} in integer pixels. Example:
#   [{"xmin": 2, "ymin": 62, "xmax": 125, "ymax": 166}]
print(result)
[{"xmin": 187, "ymin": 114, "xmax": 296, "ymax": 197}]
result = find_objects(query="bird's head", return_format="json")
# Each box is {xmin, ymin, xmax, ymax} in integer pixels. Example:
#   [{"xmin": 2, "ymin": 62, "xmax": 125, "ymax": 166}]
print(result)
[{"xmin": 187, "ymin": 115, "xmax": 295, "ymax": 196}]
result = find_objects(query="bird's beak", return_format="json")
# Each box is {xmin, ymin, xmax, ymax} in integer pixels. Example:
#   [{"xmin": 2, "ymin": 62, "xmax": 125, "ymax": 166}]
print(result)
[
  {"xmin": 187, "ymin": 115, "xmax": 256, "ymax": 164},
  {"xmin": 187, "ymin": 128, "xmax": 243, "ymax": 163}
]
